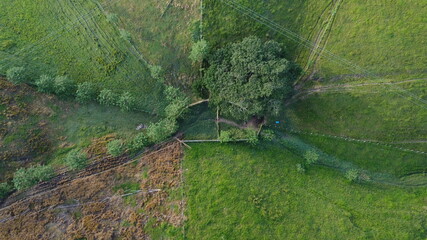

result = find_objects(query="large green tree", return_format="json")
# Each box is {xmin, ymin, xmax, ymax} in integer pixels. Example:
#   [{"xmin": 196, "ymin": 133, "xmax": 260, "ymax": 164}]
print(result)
[{"xmin": 203, "ymin": 36, "xmax": 299, "ymax": 120}]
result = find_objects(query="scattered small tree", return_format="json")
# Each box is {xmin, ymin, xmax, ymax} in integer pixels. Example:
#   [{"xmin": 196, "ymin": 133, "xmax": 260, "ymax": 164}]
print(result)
[
  {"xmin": 304, "ymin": 150, "xmax": 319, "ymax": 165},
  {"xmin": 146, "ymin": 118, "xmax": 178, "ymax": 143},
  {"xmin": 189, "ymin": 39, "xmax": 209, "ymax": 63},
  {"xmin": 13, "ymin": 165, "xmax": 55, "ymax": 191},
  {"xmin": 128, "ymin": 132, "xmax": 150, "ymax": 153},
  {"xmin": 0, "ymin": 182, "xmax": 13, "ymax": 199},
  {"xmin": 54, "ymin": 75, "xmax": 76, "ymax": 97},
  {"xmin": 65, "ymin": 149, "xmax": 88, "ymax": 170},
  {"xmin": 345, "ymin": 169, "xmax": 359, "ymax": 182},
  {"xmin": 76, "ymin": 82, "xmax": 98, "ymax": 103},
  {"xmin": 118, "ymin": 91, "xmax": 136, "ymax": 112},
  {"xmin": 6, "ymin": 67, "xmax": 27, "ymax": 84},
  {"xmin": 107, "ymin": 139, "xmax": 125, "ymax": 157},
  {"xmin": 35, "ymin": 75, "xmax": 55, "ymax": 93},
  {"xmin": 98, "ymin": 89, "xmax": 118, "ymax": 106}
]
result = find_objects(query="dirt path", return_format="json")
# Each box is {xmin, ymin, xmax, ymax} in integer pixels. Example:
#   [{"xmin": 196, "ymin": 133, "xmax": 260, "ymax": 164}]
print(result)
[{"xmin": 286, "ymin": 78, "xmax": 427, "ymax": 106}]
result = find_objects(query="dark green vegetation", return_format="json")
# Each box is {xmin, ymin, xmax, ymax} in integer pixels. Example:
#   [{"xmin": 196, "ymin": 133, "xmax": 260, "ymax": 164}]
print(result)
[
  {"xmin": 202, "ymin": 36, "xmax": 299, "ymax": 120},
  {"xmin": 12, "ymin": 165, "xmax": 54, "ymax": 190},
  {"xmin": 65, "ymin": 149, "xmax": 89, "ymax": 170},
  {"xmin": 184, "ymin": 143, "xmax": 427, "ymax": 240}
]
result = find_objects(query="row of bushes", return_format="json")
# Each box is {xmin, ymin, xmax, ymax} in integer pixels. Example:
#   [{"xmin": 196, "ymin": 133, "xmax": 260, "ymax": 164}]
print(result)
[
  {"xmin": 0, "ymin": 164, "xmax": 55, "ymax": 199},
  {"xmin": 103, "ymin": 86, "xmax": 189, "ymax": 157},
  {"xmin": 5, "ymin": 66, "xmax": 137, "ymax": 112},
  {"xmin": 296, "ymin": 149, "xmax": 360, "ymax": 182}
]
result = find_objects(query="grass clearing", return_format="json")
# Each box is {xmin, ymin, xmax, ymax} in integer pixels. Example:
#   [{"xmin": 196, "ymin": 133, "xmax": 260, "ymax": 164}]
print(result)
[
  {"xmin": 184, "ymin": 143, "xmax": 427, "ymax": 240},
  {"xmin": 315, "ymin": 0, "xmax": 427, "ymax": 78},
  {"xmin": 295, "ymin": 133, "xmax": 427, "ymax": 177},
  {"xmin": 0, "ymin": 0, "xmax": 165, "ymax": 112},
  {"xmin": 99, "ymin": 0, "xmax": 201, "ymax": 87},
  {"xmin": 286, "ymin": 81, "xmax": 427, "ymax": 145}
]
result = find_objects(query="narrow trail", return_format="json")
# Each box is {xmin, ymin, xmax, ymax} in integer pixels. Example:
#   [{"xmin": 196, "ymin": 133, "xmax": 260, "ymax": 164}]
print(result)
[
  {"xmin": 302, "ymin": 0, "xmax": 343, "ymax": 75},
  {"xmin": 287, "ymin": 129, "xmax": 427, "ymax": 156},
  {"xmin": 286, "ymin": 78, "xmax": 427, "ymax": 106}
]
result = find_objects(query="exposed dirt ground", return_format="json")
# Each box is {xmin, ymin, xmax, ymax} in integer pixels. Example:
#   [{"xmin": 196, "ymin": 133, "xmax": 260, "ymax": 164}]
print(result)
[{"xmin": 0, "ymin": 141, "xmax": 184, "ymax": 240}]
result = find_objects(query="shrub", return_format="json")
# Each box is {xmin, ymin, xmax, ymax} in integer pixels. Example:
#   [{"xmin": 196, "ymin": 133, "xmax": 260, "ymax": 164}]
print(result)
[
  {"xmin": 98, "ymin": 89, "xmax": 118, "ymax": 106},
  {"xmin": 146, "ymin": 118, "xmax": 178, "ymax": 143},
  {"xmin": 219, "ymin": 130, "xmax": 233, "ymax": 143},
  {"xmin": 0, "ymin": 182, "xmax": 13, "ymax": 199},
  {"xmin": 118, "ymin": 91, "xmax": 136, "ymax": 111},
  {"xmin": 106, "ymin": 13, "xmax": 118, "ymax": 23},
  {"xmin": 164, "ymin": 86, "xmax": 190, "ymax": 119},
  {"xmin": 304, "ymin": 150, "xmax": 319, "ymax": 165},
  {"xmin": 246, "ymin": 130, "xmax": 259, "ymax": 145},
  {"xmin": 190, "ymin": 20, "xmax": 202, "ymax": 41},
  {"xmin": 35, "ymin": 75, "xmax": 55, "ymax": 93},
  {"xmin": 6, "ymin": 67, "xmax": 27, "ymax": 84},
  {"xmin": 296, "ymin": 163, "xmax": 306, "ymax": 173},
  {"xmin": 65, "ymin": 149, "xmax": 88, "ymax": 170},
  {"xmin": 120, "ymin": 29, "xmax": 131, "ymax": 41},
  {"xmin": 54, "ymin": 75, "xmax": 76, "ymax": 96},
  {"xmin": 189, "ymin": 39, "xmax": 209, "ymax": 63},
  {"xmin": 76, "ymin": 82, "xmax": 98, "ymax": 103},
  {"xmin": 148, "ymin": 65, "xmax": 164, "ymax": 81},
  {"xmin": 261, "ymin": 129, "xmax": 275, "ymax": 141},
  {"xmin": 128, "ymin": 132, "xmax": 150, "ymax": 153},
  {"xmin": 13, "ymin": 165, "xmax": 55, "ymax": 190},
  {"xmin": 107, "ymin": 139, "xmax": 125, "ymax": 157},
  {"xmin": 345, "ymin": 169, "xmax": 359, "ymax": 182}
]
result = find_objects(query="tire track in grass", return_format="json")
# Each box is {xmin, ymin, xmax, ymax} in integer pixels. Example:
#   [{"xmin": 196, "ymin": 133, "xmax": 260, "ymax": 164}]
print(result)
[
  {"xmin": 299, "ymin": 0, "xmax": 344, "ymax": 85},
  {"xmin": 286, "ymin": 78, "xmax": 427, "ymax": 105}
]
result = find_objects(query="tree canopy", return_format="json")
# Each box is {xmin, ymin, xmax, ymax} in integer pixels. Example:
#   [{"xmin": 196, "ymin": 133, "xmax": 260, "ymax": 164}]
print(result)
[{"xmin": 203, "ymin": 36, "xmax": 299, "ymax": 120}]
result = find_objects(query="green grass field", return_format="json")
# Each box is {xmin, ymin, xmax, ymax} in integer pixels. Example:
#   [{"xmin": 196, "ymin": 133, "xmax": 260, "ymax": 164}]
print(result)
[
  {"xmin": 184, "ymin": 143, "xmax": 427, "ymax": 240},
  {"xmin": 99, "ymin": 0, "xmax": 201, "ymax": 88},
  {"xmin": 315, "ymin": 0, "xmax": 427, "ymax": 78},
  {"xmin": 285, "ymin": 80, "xmax": 427, "ymax": 151},
  {"xmin": 0, "ymin": 0, "xmax": 165, "ymax": 112},
  {"xmin": 295, "ymin": 133, "xmax": 427, "ymax": 178}
]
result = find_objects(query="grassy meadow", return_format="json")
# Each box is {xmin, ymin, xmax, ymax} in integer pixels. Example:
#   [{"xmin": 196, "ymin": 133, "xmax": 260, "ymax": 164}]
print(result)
[
  {"xmin": 99, "ymin": 0, "xmax": 201, "ymax": 88},
  {"xmin": 0, "ymin": 0, "xmax": 165, "ymax": 112},
  {"xmin": 315, "ymin": 0, "xmax": 427, "ymax": 78},
  {"xmin": 285, "ymin": 80, "xmax": 427, "ymax": 151},
  {"xmin": 184, "ymin": 143, "xmax": 427, "ymax": 240}
]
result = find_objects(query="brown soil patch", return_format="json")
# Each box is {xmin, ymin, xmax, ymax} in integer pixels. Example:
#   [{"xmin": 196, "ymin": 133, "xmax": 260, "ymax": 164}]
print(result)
[{"xmin": 0, "ymin": 141, "xmax": 184, "ymax": 239}]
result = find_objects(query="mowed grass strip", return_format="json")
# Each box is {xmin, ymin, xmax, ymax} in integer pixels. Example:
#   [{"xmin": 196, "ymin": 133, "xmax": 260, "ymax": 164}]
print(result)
[
  {"xmin": 286, "ymin": 81, "xmax": 427, "ymax": 144},
  {"xmin": 296, "ymin": 133, "xmax": 427, "ymax": 177},
  {"xmin": 184, "ymin": 143, "xmax": 427, "ymax": 240}
]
